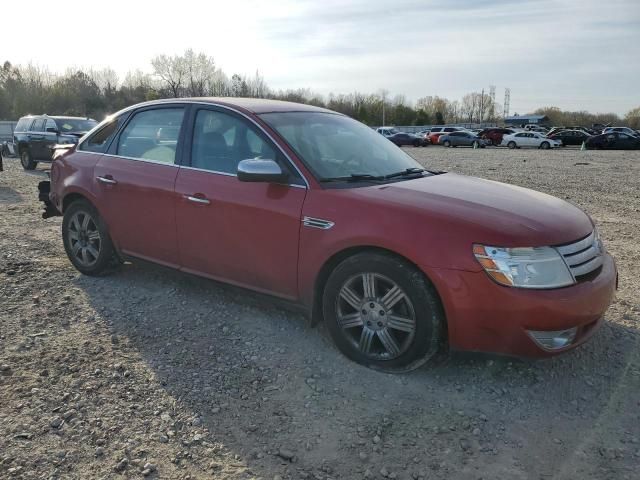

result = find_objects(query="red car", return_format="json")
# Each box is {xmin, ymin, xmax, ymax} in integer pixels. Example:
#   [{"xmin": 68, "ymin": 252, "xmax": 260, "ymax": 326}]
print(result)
[
  {"xmin": 40, "ymin": 98, "xmax": 617, "ymax": 371},
  {"xmin": 427, "ymin": 126, "xmax": 463, "ymax": 145}
]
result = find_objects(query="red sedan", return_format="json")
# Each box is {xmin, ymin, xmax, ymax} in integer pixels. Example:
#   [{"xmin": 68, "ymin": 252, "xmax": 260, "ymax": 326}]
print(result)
[{"xmin": 41, "ymin": 98, "xmax": 617, "ymax": 371}]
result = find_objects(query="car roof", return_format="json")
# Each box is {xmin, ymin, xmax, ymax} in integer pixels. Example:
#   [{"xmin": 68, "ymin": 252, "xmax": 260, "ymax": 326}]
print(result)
[{"xmin": 126, "ymin": 97, "xmax": 339, "ymax": 115}]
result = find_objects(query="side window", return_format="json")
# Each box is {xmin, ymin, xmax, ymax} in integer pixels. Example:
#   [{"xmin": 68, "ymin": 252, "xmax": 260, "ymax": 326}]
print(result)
[
  {"xmin": 31, "ymin": 119, "xmax": 45, "ymax": 132},
  {"xmin": 45, "ymin": 119, "xmax": 57, "ymax": 132},
  {"xmin": 117, "ymin": 108, "xmax": 184, "ymax": 163},
  {"xmin": 16, "ymin": 118, "xmax": 33, "ymax": 132},
  {"xmin": 191, "ymin": 109, "xmax": 277, "ymax": 174},
  {"xmin": 80, "ymin": 116, "xmax": 125, "ymax": 153}
]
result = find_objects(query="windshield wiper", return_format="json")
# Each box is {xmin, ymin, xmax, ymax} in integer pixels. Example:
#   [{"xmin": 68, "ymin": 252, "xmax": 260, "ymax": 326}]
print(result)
[
  {"xmin": 383, "ymin": 168, "xmax": 425, "ymax": 179},
  {"xmin": 319, "ymin": 173, "xmax": 385, "ymax": 183}
]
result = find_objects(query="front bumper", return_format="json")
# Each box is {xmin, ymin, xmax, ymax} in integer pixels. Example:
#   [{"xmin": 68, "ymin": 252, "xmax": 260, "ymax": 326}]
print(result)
[{"xmin": 427, "ymin": 253, "xmax": 617, "ymax": 358}]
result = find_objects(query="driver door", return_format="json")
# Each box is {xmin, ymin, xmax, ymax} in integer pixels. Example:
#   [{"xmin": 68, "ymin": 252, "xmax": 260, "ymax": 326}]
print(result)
[{"xmin": 174, "ymin": 106, "xmax": 307, "ymax": 299}]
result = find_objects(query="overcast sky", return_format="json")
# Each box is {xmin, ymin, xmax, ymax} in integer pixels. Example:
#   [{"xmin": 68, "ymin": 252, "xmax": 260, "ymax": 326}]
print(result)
[{"xmin": 4, "ymin": 0, "xmax": 639, "ymax": 114}]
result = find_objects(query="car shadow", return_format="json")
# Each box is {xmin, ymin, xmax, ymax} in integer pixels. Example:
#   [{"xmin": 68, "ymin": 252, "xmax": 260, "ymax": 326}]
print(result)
[
  {"xmin": 73, "ymin": 259, "xmax": 639, "ymax": 477},
  {"xmin": 0, "ymin": 185, "xmax": 23, "ymax": 204}
]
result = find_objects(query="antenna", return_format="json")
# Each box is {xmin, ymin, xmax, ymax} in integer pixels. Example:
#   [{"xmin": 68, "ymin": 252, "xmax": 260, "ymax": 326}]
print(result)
[{"xmin": 503, "ymin": 88, "xmax": 511, "ymax": 119}]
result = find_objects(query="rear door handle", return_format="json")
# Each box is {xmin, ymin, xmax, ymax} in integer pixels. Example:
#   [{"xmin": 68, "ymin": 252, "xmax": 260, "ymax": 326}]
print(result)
[
  {"xmin": 185, "ymin": 194, "xmax": 210, "ymax": 205},
  {"xmin": 96, "ymin": 176, "xmax": 117, "ymax": 185}
]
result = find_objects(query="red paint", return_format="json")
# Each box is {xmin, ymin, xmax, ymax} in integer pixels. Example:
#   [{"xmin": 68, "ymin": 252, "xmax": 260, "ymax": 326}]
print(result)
[{"xmin": 49, "ymin": 98, "xmax": 617, "ymax": 359}]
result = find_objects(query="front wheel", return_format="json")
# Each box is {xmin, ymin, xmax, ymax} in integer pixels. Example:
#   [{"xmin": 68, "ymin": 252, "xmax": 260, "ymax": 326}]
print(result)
[
  {"xmin": 507, "ymin": 141, "xmax": 517, "ymax": 149},
  {"xmin": 62, "ymin": 199, "xmax": 118, "ymax": 276},
  {"xmin": 443, "ymin": 140, "xmax": 451, "ymax": 148},
  {"xmin": 540, "ymin": 141, "xmax": 550, "ymax": 150},
  {"xmin": 323, "ymin": 252, "xmax": 444, "ymax": 372},
  {"xmin": 20, "ymin": 150, "xmax": 37, "ymax": 170}
]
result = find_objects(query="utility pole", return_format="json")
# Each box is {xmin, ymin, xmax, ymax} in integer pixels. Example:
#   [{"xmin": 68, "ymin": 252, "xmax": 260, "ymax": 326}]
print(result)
[{"xmin": 381, "ymin": 89, "xmax": 387, "ymax": 126}]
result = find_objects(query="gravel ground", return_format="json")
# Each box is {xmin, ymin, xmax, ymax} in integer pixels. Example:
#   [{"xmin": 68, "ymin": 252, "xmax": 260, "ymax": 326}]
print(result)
[{"xmin": 1, "ymin": 147, "xmax": 639, "ymax": 480}]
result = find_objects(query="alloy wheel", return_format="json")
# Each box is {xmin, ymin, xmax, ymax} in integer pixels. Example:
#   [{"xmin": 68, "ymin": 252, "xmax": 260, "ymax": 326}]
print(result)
[
  {"xmin": 68, "ymin": 211, "xmax": 101, "ymax": 267},
  {"xmin": 335, "ymin": 273, "xmax": 416, "ymax": 360}
]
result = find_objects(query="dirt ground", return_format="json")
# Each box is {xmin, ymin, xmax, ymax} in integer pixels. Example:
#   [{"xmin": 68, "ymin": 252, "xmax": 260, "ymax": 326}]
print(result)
[{"xmin": 1, "ymin": 146, "xmax": 639, "ymax": 480}]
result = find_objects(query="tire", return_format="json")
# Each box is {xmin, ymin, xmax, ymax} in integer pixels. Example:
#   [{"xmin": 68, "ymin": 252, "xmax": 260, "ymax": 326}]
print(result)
[
  {"xmin": 540, "ymin": 141, "xmax": 550, "ymax": 150},
  {"xmin": 20, "ymin": 149, "xmax": 37, "ymax": 170},
  {"xmin": 62, "ymin": 199, "xmax": 118, "ymax": 276},
  {"xmin": 443, "ymin": 140, "xmax": 451, "ymax": 148},
  {"xmin": 413, "ymin": 140, "xmax": 420, "ymax": 147},
  {"xmin": 507, "ymin": 141, "xmax": 517, "ymax": 149},
  {"xmin": 322, "ymin": 252, "xmax": 444, "ymax": 372}
]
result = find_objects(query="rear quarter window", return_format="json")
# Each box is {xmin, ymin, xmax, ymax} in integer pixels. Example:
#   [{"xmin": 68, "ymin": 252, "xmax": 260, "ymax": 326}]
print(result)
[{"xmin": 16, "ymin": 118, "xmax": 34, "ymax": 132}]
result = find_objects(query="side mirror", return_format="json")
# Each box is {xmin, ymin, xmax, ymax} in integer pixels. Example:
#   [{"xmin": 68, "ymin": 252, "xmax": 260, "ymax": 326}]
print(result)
[
  {"xmin": 46, "ymin": 127, "xmax": 59, "ymax": 134},
  {"xmin": 237, "ymin": 159, "xmax": 288, "ymax": 183}
]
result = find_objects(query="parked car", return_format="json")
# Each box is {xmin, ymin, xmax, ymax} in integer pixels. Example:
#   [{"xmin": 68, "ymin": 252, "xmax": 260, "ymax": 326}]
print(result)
[
  {"xmin": 39, "ymin": 98, "xmax": 617, "ymax": 371},
  {"xmin": 585, "ymin": 132, "xmax": 640, "ymax": 150},
  {"xmin": 524, "ymin": 125, "xmax": 549, "ymax": 134},
  {"xmin": 547, "ymin": 129, "xmax": 591, "ymax": 146},
  {"xmin": 376, "ymin": 127, "xmax": 426, "ymax": 147},
  {"xmin": 14, "ymin": 115, "xmax": 98, "ymax": 170},
  {"xmin": 427, "ymin": 126, "xmax": 463, "ymax": 145},
  {"xmin": 602, "ymin": 127, "xmax": 640, "ymax": 137},
  {"xmin": 478, "ymin": 128, "xmax": 515, "ymax": 146},
  {"xmin": 438, "ymin": 131, "xmax": 490, "ymax": 148},
  {"xmin": 501, "ymin": 132, "xmax": 561, "ymax": 149}
]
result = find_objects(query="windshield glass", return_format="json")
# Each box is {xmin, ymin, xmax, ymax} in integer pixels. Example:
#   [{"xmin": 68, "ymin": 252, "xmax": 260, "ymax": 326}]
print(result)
[
  {"xmin": 55, "ymin": 118, "xmax": 98, "ymax": 133},
  {"xmin": 260, "ymin": 112, "xmax": 422, "ymax": 180}
]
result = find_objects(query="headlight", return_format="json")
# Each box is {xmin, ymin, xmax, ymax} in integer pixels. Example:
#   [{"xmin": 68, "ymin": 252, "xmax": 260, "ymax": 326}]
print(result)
[{"xmin": 473, "ymin": 244, "xmax": 574, "ymax": 289}]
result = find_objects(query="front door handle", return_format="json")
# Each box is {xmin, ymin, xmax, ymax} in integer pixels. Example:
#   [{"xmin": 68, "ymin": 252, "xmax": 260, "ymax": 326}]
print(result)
[
  {"xmin": 96, "ymin": 176, "xmax": 117, "ymax": 185},
  {"xmin": 185, "ymin": 194, "xmax": 210, "ymax": 205}
]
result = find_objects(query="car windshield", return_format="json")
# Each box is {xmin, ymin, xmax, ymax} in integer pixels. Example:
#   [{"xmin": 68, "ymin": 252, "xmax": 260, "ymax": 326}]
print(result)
[
  {"xmin": 55, "ymin": 118, "xmax": 98, "ymax": 133},
  {"xmin": 260, "ymin": 112, "xmax": 423, "ymax": 181}
]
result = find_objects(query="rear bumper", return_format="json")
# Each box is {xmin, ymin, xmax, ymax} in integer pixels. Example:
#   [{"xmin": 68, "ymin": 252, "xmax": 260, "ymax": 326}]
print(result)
[{"xmin": 426, "ymin": 253, "xmax": 617, "ymax": 358}]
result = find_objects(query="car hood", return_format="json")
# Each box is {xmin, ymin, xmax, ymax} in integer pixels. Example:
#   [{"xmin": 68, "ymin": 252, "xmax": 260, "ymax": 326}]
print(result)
[{"xmin": 361, "ymin": 173, "xmax": 593, "ymax": 247}]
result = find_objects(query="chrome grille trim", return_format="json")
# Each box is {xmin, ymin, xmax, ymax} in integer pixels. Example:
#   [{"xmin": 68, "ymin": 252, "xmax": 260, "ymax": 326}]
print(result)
[
  {"xmin": 556, "ymin": 231, "xmax": 595, "ymax": 256},
  {"xmin": 570, "ymin": 255, "xmax": 604, "ymax": 277},
  {"xmin": 555, "ymin": 231, "xmax": 603, "ymax": 279},
  {"xmin": 302, "ymin": 216, "xmax": 334, "ymax": 230}
]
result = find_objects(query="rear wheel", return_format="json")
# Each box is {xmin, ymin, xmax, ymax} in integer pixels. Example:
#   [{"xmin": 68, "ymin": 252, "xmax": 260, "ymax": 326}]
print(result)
[
  {"xmin": 323, "ymin": 252, "xmax": 444, "ymax": 372},
  {"xmin": 20, "ymin": 149, "xmax": 37, "ymax": 170},
  {"xmin": 413, "ymin": 140, "xmax": 421, "ymax": 147},
  {"xmin": 62, "ymin": 199, "xmax": 118, "ymax": 276},
  {"xmin": 507, "ymin": 141, "xmax": 517, "ymax": 149},
  {"xmin": 443, "ymin": 140, "xmax": 451, "ymax": 148}
]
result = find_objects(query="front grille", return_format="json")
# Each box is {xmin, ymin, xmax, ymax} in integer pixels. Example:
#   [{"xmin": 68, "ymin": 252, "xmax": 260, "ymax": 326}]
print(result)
[{"xmin": 556, "ymin": 231, "xmax": 604, "ymax": 279}]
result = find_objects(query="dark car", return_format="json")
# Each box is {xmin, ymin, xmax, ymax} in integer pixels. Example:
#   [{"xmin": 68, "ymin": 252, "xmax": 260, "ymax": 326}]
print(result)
[
  {"xmin": 14, "ymin": 115, "xmax": 97, "ymax": 170},
  {"xmin": 585, "ymin": 132, "xmax": 640, "ymax": 150},
  {"xmin": 376, "ymin": 127, "xmax": 426, "ymax": 147},
  {"xmin": 547, "ymin": 130, "xmax": 591, "ymax": 146},
  {"xmin": 38, "ymin": 98, "xmax": 616, "ymax": 371},
  {"xmin": 477, "ymin": 128, "xmax": 514, "ymax": 146},
  {"xmin": 438, "ymin": 131, "xmax": 490, "ymax": 148}
]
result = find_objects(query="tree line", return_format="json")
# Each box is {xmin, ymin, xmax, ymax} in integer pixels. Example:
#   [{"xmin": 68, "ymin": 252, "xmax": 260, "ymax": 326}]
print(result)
[{"xmin": 1, "ymin": 49, "xmax": 638, "ymax": 128}]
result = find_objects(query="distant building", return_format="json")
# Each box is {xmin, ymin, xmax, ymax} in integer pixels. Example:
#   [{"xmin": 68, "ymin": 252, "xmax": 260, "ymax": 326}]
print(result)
[{"xmin": 504, "ymin": 115, "xmax": 550, "ymax": 127}]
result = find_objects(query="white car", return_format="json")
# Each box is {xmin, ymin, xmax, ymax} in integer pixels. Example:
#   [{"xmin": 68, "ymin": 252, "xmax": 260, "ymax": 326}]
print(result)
[{"xmin": 501, "ymin": 132, "xmax": 561, "ymax": 149}]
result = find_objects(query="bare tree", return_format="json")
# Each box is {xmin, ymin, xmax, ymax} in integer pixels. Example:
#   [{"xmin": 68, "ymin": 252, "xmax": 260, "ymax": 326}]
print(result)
[{"xmin": 151, "ymin": 53, "xmax": 186, "ymax": 97}]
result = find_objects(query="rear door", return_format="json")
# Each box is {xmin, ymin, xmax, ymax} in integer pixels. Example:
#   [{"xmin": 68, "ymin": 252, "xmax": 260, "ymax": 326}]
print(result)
[
  {"xmin": 29, "ymin": 118, "xmax": 47, "ymax": 159},
  {"xmin": 94, "ymin": 105, "xmax": 187, "ymax": 267},
  {"xmin": 174, "ymin": 106, "xmax": 307, "ymax": 299}
]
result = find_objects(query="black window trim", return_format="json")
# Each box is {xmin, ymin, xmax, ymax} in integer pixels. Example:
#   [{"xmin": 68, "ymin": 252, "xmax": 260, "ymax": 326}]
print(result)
[{"xmin": 182, "ymin": 104, "xmax": 307, "ymax": 188}]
